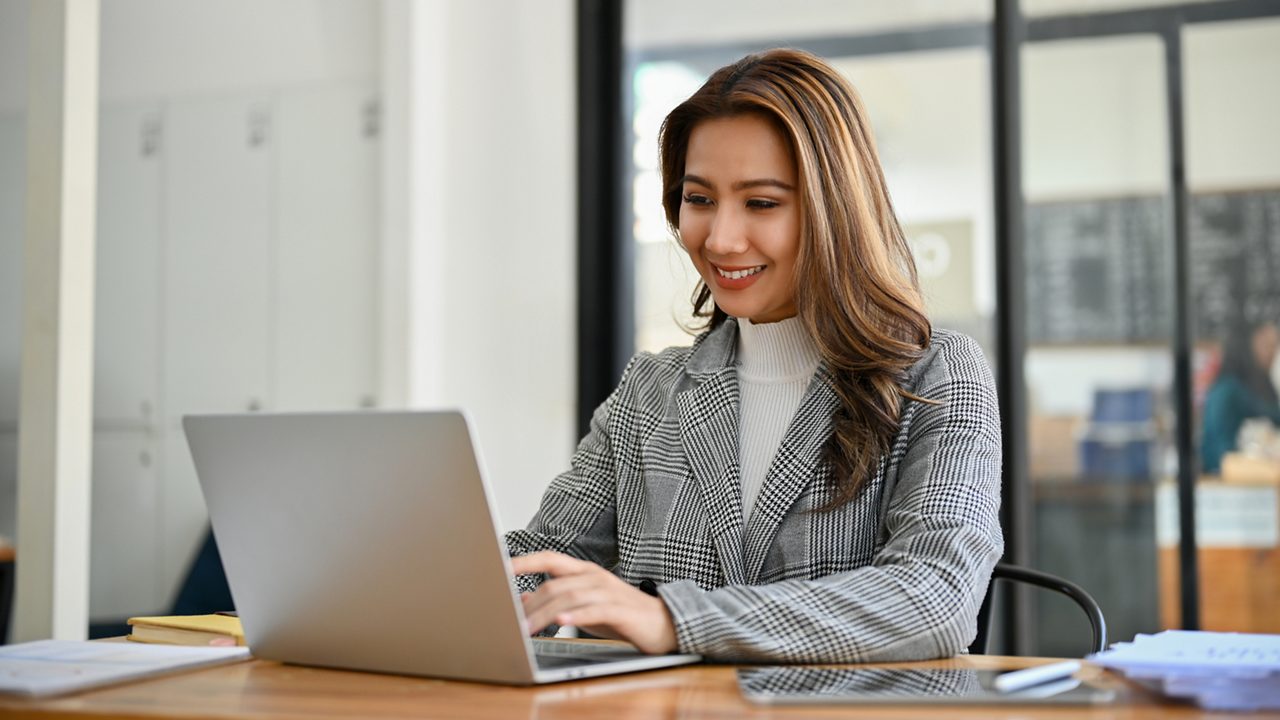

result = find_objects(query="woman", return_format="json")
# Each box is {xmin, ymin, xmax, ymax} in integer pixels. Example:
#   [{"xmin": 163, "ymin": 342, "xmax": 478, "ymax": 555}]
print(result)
[
  {"xmin": 505, "ymin": 49, "xmax": 1003, "ymax": 663},
  {"xmin": 1202, "ymin": 318, "xmax": 1280, "ymax": 474}
]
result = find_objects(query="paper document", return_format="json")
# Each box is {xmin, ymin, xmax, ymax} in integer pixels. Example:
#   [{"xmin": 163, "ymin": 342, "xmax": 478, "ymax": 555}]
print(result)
[
  {"xmin": 1089, "ymin": 631, "xmax": 1280, "ymax": 711},
  {"xmin": 0, "ymin": 639, "xmax": 250, "ymax": 698}
]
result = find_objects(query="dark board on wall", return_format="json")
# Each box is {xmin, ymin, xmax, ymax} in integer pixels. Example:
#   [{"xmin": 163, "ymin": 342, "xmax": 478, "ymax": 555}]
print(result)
[{"xmin": 1025, "ymin": 188, "xmax": 1280, "ymax": 344}]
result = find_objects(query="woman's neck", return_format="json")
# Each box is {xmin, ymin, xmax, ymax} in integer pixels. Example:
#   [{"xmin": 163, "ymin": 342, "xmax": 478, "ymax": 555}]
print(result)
[{"xmin": 736, "ymin": 316, "xmax": 822, "ymax": 380}]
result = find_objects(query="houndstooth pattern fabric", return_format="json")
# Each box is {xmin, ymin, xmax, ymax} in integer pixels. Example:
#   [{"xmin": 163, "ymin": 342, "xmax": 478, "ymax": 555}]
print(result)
[{"xmin": 505, "ymin": 319, "xmax": 1003, "ymax": 663}]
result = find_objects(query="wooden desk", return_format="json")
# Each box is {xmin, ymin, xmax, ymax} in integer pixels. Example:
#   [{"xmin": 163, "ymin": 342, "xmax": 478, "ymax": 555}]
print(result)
[{"xmin": 3, "ymin": 652, "xmax": 1271, "ymax": 720}]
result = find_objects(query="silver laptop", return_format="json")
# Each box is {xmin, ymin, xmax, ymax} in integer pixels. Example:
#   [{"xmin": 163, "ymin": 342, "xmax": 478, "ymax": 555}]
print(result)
[{"xmin": 183, "ymin": 410, "xmax": 701, "ymax": 685}]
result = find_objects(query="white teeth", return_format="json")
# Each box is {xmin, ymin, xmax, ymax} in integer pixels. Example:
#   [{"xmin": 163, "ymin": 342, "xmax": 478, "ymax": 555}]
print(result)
[{"xmin": 717, "ymin": 265, "xmax": 764, "ymax": 280}]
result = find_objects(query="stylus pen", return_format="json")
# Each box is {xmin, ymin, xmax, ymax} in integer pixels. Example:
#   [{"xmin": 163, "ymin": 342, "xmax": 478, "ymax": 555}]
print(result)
[{"xmin": 993, "ymin": 660, "xmax": 1082, "ymax": 693}]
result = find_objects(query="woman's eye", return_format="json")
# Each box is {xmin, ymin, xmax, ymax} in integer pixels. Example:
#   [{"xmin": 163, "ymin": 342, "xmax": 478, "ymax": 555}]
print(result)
[
  {"xmin": 683, "ymin": 194, "xmax": 712, "ymax": 207},
  {"xmin": 747, "ymin": 198, "xmax": 779, "ymax": 210}
]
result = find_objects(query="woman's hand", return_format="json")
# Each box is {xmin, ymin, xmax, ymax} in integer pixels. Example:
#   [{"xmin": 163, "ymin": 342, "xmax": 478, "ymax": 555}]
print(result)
[{"xmin": 511, "ymin": 551, "xmax": 679, "ymax": 655}]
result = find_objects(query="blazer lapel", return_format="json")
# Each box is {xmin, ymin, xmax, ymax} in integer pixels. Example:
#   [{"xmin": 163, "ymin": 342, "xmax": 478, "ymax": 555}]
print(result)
[
  {"xmin": 742, "ymin": 365, "xmax": 839, "ymax": 584},
  {"xmin": 676, "ymin": 323, "xmax": 748, "ymax": 586}
]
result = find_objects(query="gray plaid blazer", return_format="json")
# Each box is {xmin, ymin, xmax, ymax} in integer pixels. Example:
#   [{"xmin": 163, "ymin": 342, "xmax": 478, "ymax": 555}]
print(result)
[{"xmin": 506, "ymin": 319, "xmax": 1003, "ymax": 663}]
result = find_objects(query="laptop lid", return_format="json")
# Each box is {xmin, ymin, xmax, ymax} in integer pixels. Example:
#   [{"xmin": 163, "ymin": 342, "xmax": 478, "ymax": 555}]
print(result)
[
  {"xmin": 184, "ymin": 410, "xmax": 540, "ymax": 684},
  {"xmin": 185, "ymin": 410, "xmax": 701, "ymax": 685}
]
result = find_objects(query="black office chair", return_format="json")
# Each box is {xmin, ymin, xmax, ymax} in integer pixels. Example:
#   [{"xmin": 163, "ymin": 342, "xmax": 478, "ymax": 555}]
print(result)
[
  {"xmin": 968, "ymin": 563, "xmax": 1107, "ymax": 656},
  {"xmin": 0, "ymin": 550, "xmax": 13, "ymax": 645},
  {"xmin": 171, "ymin": 528, "xmax": 235, "ymax": 616}
]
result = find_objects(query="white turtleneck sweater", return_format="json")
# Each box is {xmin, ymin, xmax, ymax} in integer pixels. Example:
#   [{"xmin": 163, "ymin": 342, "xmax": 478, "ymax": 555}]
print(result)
[{"xmin": 735, "ymin": 316, "xmax": 823, "ymax": 522}]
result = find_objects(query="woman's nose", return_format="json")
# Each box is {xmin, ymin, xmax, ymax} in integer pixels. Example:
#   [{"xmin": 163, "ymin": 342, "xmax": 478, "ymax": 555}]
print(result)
[{"xmin": 705, "ymin": 208, "xmax": 748, "ymax": 255}]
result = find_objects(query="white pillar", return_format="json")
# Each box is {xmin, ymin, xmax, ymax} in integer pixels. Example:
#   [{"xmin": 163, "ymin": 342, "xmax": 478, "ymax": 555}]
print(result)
[
  {"xmin": 379, "ymin": 0, "xmax": 410, "ymax": 410},
  {"xmin": 14, "ymin": 0, "xmax": 99, "ymax": 642},
  {"xmin": 381, "ymin": 0, "xmax": 450, "ymax": 409}
]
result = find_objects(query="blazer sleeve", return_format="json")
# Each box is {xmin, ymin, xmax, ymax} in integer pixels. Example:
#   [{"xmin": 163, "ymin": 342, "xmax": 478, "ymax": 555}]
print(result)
[
  {"xmin": 503, "ymin": 359, "xmax": 631, "ymax": 595},
  {"xmin": 657, "ymin": 336, "xmax": 1004, "ymax": 662}
]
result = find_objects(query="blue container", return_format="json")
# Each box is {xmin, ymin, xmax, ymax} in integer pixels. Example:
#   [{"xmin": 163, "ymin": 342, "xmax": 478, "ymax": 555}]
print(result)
[{"xmin": 1090, "ymin": 388, "xmax": 1155, "ymax": 424}]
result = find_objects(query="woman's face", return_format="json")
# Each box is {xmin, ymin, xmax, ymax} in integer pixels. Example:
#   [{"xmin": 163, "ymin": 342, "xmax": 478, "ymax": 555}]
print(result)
[{"xmin": 678, "ymin": 113, "xmax": 801, "ymax": 324}]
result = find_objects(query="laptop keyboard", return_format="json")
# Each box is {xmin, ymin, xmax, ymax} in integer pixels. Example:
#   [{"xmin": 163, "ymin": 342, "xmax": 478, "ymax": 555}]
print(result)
[{"xmin": 532, "ymin": 639, "xmax": 645, "ymax": 669}]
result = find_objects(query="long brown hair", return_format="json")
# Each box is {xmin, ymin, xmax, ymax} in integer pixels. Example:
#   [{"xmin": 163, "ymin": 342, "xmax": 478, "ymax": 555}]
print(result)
[{"xmin": 658, "ymin": 48, "xmax": 932, "ymax": 507}]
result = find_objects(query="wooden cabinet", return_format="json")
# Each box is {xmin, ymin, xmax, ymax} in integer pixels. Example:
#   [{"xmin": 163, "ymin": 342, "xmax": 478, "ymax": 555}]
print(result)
[
  {"xmin": 163, "ymin": 95, "xmax": 274, "ymax": 421},
  {"xmin": 89, "ymin": 431, "xmax": 160, "ymax": 619},
  {"xmin": 95, "ymin": 103, "xmax": 163, "ymax": 427},
  {"xmin": 1159, "ymin": 545, "xmax": 1280, "ymax": 634},
  {"xmin": 0, "ymin": 86, "xmax": 385, "ymax": 619},
  {"xmin": 0, "ymin": 87, "xmax": 382, "ymax": 618},
  {"xmin": 156, "ymin": 96, "xmax": 276, "ymax": 602},
  {"xmin": 274, "ymin": 87, "xmax": 379, "ymax": 411}
]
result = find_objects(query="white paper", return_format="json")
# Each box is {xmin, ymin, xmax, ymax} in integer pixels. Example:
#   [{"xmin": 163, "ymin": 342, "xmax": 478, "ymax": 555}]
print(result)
[
  {"xmin": 1092, "ymin": 630, "xmax": 1280, "ymax": 671},
  {"xmin": 0, "ymin": 640, "xmax": 250, "ymax": 698},
  {"xmin": 1089, "ymin": 631, "xmax": 1280, "ymax": 711}
]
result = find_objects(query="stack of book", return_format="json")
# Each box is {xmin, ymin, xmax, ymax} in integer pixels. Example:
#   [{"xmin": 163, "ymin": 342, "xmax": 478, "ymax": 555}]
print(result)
[
  {"xmin": 127, "ymin": 613, "xmax": 245, "ymax": 647},
  {"xmin": 1089, "ymin": 630, "xmax": 1280, "ymax": 711}
]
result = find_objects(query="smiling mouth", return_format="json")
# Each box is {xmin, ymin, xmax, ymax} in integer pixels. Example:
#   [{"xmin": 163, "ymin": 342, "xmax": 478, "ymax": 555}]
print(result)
[{"xmin": 714, "ymin": 265, "xmax": 765, "ymax": 280}]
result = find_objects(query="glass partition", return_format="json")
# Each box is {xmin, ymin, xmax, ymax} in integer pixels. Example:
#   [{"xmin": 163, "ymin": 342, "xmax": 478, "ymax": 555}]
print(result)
[
  {"xmin": 1022, "ymin": 0, "xmax": 1229, "ymax": 17},
  {"xmin": 1020, "ymin": 34, "xmax": 1172, "ymax": 656},
  {"xmin": 1179, "ymin": 17, "xmax": 1280, "ymax": 635},
  {"xmin": 0, "ymin": 0, "xmax": 28, "ymax": 585}
]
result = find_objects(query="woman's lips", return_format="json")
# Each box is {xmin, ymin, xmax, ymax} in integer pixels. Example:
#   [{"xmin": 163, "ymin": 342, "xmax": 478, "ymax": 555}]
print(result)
[{"xmin": 710, "ymin": 263, "xmax": 766, "ymax": 290}]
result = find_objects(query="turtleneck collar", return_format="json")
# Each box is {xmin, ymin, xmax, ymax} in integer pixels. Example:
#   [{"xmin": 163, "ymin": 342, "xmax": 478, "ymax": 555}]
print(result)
[{"xmin": 736, "ymin": 316, "xmax": 823, "ymax": 382}]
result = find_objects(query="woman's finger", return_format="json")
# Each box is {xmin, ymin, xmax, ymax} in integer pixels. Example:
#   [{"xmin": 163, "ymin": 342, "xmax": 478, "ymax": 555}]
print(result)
[
  {"xmin": 560, "ymin": 599, "xmax": 676, "ymax": 655},
  {"xmin": 510, "ymin": 550, "xmax": 592, "ymax": 578},
  {"xmin": 510, "ymin": 550, "xmax": 678, "ymax": 652},
  {"xmin": 520, "ymin": 573, "xmax": 605, "ymax": 620},
  {"xmin": 521, "ymin": 571, "xmax": 622, "ymax": 634}
]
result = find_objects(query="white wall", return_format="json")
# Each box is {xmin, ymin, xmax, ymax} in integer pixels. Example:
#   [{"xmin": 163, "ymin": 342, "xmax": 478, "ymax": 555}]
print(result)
[
  {"xmin": 99, "ymin": 0, "xmax": 378, "ymax": 102},
  {"xmin": 625, "ymin": 0, "xmax": 991, "ymax": 48},
  {"xmin": 1, "ymin": 0, "xmax": 377, "ymax": 112},
  {"xmin": 0, "ymin": 1, "xmax": 28, "ymax": 115},
  {"xmin": 1023, "ymin": 35, "xmax": 1169, "ymax": 201},
  {"xmin": 392, "ymin": 1, "xmax": 577, "ymax": 533},
  {"xmin": 1186, "ymin": 18, "xmax": 1280, "ymax": 192}
]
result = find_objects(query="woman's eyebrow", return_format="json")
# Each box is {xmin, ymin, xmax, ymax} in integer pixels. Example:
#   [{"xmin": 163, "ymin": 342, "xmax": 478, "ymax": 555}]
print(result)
[
  {"xmin": 733, "ymin": 178, "xmax": 795, "ymax": 191},
  {"xmin": 680, "ymin": 174, "xmax": 795, "ymax": 192},
  {"xmin": 680, "ymin": 173, "xmax": 715, "ymax": 189}
]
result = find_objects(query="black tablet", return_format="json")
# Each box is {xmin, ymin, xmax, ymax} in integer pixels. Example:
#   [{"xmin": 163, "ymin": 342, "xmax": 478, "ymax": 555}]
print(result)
[{"xmin": 737, "ymin": 666, "xmax": 1117, "ymax": 705}]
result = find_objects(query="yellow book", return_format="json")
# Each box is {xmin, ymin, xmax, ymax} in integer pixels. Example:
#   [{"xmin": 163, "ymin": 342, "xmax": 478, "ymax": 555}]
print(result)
[{"xmin": 126, "ymin": 613, "xmax": 246, "ymax": 647}]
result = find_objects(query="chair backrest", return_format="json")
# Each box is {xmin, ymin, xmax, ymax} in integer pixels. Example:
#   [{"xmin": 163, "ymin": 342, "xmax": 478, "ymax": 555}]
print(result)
[
  {"xmin": 171, "ymin": 528, "xmax": 235, "ymax": 615},
  {"xmin": 0, "ymin": 546, "xmax": 13, "ymax": 645},
  {"xmin": 969, "ymin": 563, "xmax": 1107, "ymax": 656}
]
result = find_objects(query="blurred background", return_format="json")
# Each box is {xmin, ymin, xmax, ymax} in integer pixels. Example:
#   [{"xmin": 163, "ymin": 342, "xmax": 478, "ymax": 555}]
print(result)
[{"xmin": 1, "ymin": 0, "xmax": 1278, "ymax": 655}]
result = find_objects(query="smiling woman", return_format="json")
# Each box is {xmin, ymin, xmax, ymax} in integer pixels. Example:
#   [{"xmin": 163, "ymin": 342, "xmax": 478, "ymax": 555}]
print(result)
[
  {"xmin": 677, "ymin": 114, "xmax": 801, "ymax": 324},
  {"xmin": 505, "ymin": 49, "xmax": 1003, "ymax": 663}
]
